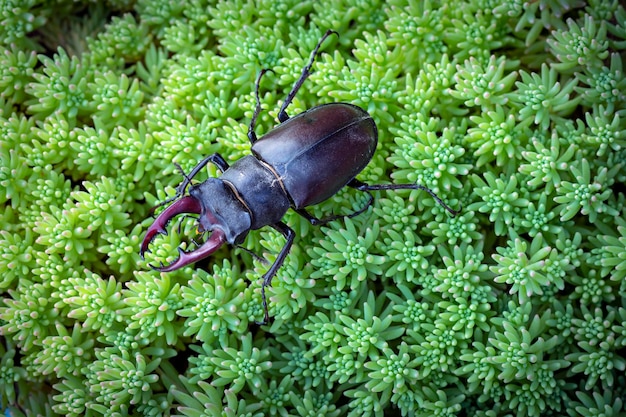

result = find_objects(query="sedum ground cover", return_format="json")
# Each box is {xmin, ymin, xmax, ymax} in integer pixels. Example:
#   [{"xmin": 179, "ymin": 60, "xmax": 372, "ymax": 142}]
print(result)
[{"xmin": 0, "ymin": 0, "xmax": 625, "ymax": 416}]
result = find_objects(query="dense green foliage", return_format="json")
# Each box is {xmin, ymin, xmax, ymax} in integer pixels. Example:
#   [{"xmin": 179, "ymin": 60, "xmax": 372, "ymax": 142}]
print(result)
[{"xmin": 0, "ymin": 0, "xmax": 625, "ymax": 416}]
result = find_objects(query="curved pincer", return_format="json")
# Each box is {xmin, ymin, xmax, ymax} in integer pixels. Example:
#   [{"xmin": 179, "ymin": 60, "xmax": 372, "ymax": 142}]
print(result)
[
  {"xmin": 149, "ymin": 229, "xmax": 227, "ymax": 272},
  {"xmin": 140, "ymin": 195, "xmax": 202, "ymax": 258}
]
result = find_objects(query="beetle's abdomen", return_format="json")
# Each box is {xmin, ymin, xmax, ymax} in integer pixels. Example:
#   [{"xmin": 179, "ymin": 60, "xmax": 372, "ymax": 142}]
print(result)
[{"xmin": 252, "ymin": 103, "xmax": 378, "ymax": 208}]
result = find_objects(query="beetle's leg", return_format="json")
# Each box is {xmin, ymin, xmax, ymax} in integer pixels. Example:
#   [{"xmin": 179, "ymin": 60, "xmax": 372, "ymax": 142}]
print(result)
[
  {"xmin": 150, "ymin": 153, "xmax": 231, "ymax": 215},
  {"xmin": 296, "ymin": 178, "xmax": 458, "ymax": 225},
  {"xmin": 257, "ymin": 221, "xmax": 295, "ymax": 325},
  {"xmin": 277, "ymin": 29, "xmax": 338, "ymax": 123},
  {"xmin": 350, "ymin": 179, "xmax": 460, "ymax": 215},
  {"xmin": 293, "ymin": 208, "xmax": 326, "ymax": 225},
  {"xmin": 248, "ymin": 68, "xmax": 274, "ymax": 144},
  {"xmin": 294, "ymin": 190, "xmax": 374, "ymax": 226},
  {"xmin": 183, "ymin": 153, "xmax": 230, "ymax": 185}
]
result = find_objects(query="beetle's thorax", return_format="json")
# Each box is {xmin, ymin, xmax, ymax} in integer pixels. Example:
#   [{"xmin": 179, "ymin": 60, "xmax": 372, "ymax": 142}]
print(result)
[{"xmin": 219, "ymin": 155, "xmax": 291, "ymax": 230}]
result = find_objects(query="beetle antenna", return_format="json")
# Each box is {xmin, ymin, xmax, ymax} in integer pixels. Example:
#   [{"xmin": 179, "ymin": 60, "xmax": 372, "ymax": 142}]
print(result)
[
  {"xmin": 147, "ymin": 165, "xmax": 197, "ymax": 216},
  {"xmin": 174, "ymin": 162, "xmax": 193, "ymax": 193},
  {"xmin": 149, "ymin": 154, "xmax": 233, "ymax": 217},
  {"xmin": 236, "ymin": 245, "xmax": 269, "ymax": 265},
  {"xmin": 148, "ymin": 194, "xmax": 178, "ymax": 216}
]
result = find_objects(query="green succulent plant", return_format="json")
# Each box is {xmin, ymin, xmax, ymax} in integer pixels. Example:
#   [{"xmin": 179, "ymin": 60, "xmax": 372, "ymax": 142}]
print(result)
[{"xmin": 0, "ymin": 0, "xmax": 625, "ymax": 416}]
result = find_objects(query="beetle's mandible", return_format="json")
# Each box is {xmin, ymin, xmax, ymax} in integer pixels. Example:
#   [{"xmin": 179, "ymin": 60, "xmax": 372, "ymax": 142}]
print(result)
[{"xmin": 140, "ymin": 30, "xmax": 458, "ymax": 324}]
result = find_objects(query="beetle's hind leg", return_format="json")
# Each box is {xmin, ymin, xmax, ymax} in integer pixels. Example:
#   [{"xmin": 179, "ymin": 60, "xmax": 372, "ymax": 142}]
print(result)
[
  {"xmin": 277, "ymin": 29, "xmax": 338, "ymax": 123},
  {"xmin": 294, "ymin": 189, "xmax": 374, "ymax": 226},
  {"xmin": 294, "ymin": 178, "xmax": 459, "ymax": 226},
  {"xmin": 350, "ymin": 179, "xmax": 460, "ymax": 216}
]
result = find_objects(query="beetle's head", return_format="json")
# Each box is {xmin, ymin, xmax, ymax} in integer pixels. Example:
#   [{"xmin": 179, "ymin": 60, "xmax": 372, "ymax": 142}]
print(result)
[
  {"xmin": 140, "ymin": 178, "xmax": 251, "ymax": 271},
  {"xmin": 139, "ymin": 194, "xmax": 227, "ymax": 271}
]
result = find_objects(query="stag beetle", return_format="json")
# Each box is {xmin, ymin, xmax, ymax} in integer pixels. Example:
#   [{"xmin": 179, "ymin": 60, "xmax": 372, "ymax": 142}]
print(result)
[{"xmin": 140, "ymin": 30, "xmax": 458, "ymax": 324}]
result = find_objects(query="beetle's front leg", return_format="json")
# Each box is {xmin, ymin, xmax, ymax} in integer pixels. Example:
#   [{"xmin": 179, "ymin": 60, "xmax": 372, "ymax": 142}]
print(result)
[
  {"xmin": 182, "ymin": 153, "xmax": 230, "ymax": 186},
  {"xmin": 257, "ymin": 221, "xmax": 295, "ymax": 325},
  {"xmin": 149, "ymin": 154, "xmax": 231, "ymax": 215}
]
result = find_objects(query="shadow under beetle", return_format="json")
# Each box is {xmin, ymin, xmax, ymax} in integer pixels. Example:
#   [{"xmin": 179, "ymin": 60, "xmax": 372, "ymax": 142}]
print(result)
[{"xmin": 140, "ymin": 30, "xmax": 458, "ymax": 324}]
